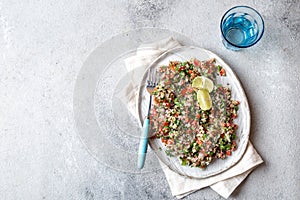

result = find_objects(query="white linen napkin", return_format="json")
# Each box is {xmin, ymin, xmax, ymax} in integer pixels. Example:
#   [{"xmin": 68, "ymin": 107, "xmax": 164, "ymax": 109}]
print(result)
[{"xmin": 124, "ymin": 37, "xmax": 264, "ymax": 199}]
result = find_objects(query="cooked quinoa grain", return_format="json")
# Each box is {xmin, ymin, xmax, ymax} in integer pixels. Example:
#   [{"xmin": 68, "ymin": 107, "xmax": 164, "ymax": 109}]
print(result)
[{"xmin": 150, "ymin": 58, "xmax": 240, "ymax": 168}]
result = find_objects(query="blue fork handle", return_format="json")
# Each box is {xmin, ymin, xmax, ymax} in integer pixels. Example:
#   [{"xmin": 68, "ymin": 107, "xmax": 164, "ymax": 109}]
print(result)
[{"xmin": 138, "ymin": 118, "xmax": 150, "ymax": 169}]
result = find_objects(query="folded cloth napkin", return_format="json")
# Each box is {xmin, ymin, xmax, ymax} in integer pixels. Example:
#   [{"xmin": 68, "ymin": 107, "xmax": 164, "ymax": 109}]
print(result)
[
  {"xmin": 123, "ymin": 37, "xmax": 181, "ymax": 118},
  {"xmin": 124, "ymin": 37, "xmax": 264, "ymax": 199}
]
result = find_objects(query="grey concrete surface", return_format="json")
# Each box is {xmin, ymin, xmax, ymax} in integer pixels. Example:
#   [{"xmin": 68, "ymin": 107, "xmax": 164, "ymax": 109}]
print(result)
[{"xmin": 0, "ymin": 0, "xmax": 299, "ymax": 199}]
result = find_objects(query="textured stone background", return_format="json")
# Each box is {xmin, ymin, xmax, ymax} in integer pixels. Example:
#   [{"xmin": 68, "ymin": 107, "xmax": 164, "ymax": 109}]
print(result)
[{"xmin": 0, "ymin": 0, "xmax": 299, "ymax": 199}]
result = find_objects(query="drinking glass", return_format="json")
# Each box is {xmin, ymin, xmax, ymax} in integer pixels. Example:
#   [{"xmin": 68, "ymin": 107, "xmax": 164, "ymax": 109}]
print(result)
[{"xmin": 220, "ymin": 6, "xmax": 264, "ymax": 51}]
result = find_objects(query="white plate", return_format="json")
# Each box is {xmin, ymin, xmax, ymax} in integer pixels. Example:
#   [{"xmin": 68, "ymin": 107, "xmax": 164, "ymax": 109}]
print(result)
[{"xmin": 137, "ymin": 46, "xmax": 250, "ymax": 178}]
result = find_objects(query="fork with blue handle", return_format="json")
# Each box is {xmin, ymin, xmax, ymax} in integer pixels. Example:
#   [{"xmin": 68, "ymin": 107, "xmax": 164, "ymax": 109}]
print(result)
[{"xmin": 138, "ymin": 69, "xmax": 158, "ymax": 169}]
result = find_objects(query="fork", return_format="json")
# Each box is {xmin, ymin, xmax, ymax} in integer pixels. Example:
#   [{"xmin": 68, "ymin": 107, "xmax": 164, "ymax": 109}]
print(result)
[{"xmin": 137, "ymin": 69, "xmax": 158, "ymax": 169}]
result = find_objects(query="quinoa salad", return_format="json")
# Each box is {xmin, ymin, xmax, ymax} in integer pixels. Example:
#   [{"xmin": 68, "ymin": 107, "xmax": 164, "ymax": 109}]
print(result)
[{"xmin": 150, "ymin": 58, "xmax": 240, "ymax": 169}]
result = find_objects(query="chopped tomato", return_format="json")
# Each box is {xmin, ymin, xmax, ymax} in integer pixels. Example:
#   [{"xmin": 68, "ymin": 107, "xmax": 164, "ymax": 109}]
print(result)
[
  {"xmin": 181, "ymin": 89, "xmax": 187, "ymax": 96},
  {"xmin": 196, "ymin": 139, "xmax": 203, "ymax": 145},
  {"xmin": 164, "ymin": 102, "xmax": 170, "ymax": 108},
  {"xmin": 167, "ymin": 139, "xmax": 174, "ymax": 145},
  {"xmin": 196, "ymin": 114, "xmax": 201, "ymax": 119},
  {"xmin": 161, "ymin": 138, "xmax": 167, "ymax": 144},
  {"xmin": 163, "ymin": 122, "xmax": 169, "ymax": 126},
  {"xmin": 194, "ymin": 58, "xmax": 201, "ymax": 66},
  {"xmin": 190, "ymin": 72, "xmax": 196, "ymax": 79},
  {"xmin": 178, "ymin": 66, "xmax": 186, "ymax": 72},
  {"xmin": 232, "ymin": 141, "xmax": 237, "ymax": 151},
  {"xmin": 226, "ymin": 150, "xmax": 232, "ymax": 156},
  {"xmin": 220, "ymin": 68, "xmax": 226, "ymax": 76},
  {"xmin": 169, "ymin": 65, "xmax": 176, "ymax": 71}
]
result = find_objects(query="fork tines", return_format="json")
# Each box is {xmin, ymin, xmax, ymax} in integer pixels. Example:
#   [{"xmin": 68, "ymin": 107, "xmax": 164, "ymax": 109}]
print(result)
[{"xmin": 147, "ymin": 68, "xmax": 158, "ymax": 87}]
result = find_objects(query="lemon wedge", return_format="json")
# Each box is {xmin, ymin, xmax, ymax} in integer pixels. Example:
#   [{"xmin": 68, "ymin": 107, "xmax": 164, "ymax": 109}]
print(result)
[
  {"xmin": 192, "ymin": 76, "xmax": 203, "ymax": 89},
  {"xmin": 192, "ymin": 76, "xmax": 214, "ymax": 93},
  {"xmin": 197, "ymin": 89, "xmax": 212, "ymax": 110}
]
